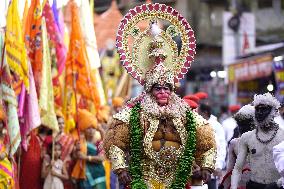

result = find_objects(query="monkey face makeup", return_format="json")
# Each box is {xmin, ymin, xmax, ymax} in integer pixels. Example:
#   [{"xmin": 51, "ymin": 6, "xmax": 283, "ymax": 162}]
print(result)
[
  {"xmin": 255, "ymin": 104, "xmax": 272, "ymax": 122},
  {"xmin": 236, "ymin": 117, "xmax": 255, "ymax": 134},
  {"xmin": 151, "ymin": 83, "xmax": 172, "ymax": 106}
]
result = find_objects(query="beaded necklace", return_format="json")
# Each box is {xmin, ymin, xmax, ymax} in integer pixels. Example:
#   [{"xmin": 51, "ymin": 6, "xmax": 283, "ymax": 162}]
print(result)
[{"xmin": 255, "ymin": 124, "xmax": 279, "ymax": 144}]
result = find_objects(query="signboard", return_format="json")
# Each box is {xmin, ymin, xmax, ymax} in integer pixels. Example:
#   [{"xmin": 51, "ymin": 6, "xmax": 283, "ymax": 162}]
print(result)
[
  {"xmin": 223, "ymin": 12, "xmax": 255, "ymax": 65},
  {"xmin": 228, "ymin": 54, "xmax": 273, "ymax": 83},
  {"xmin": 273, "ymin": 58, "xmax": 284, "ymax": 102},
  {"xmin": 237, "ymin": 78, "xmax": 270, "ymax": 105}
]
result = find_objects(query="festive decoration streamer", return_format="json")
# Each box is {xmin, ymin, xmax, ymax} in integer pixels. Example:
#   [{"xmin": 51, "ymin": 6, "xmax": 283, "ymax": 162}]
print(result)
[
  {"xmin": 24, "ymin": 0, "xmax": 43, "ymax": 93},
  {"xmin": 1, "ymin": 64, "xmax": 21, "ymax": 155},
  {"xmin": 42, "ymin": 1, "xmax": 67, "ymax": 76},
  {"xmin": 79, "ymin": 0, "xmax": 106, "ymax": 104},
  {"xmin": 17, "ymin": 84, "xmax": 25, "ymax": 117},
  {"xmin": 5, "ymin": 0, "xmax": 29, "ymax": 89},
  {"xmin": 21, "ymin": 62, "xmax": 41, "ymax": 151},
  {"xmin": 65, "ymin": 1, "xmax": 101, "ymax": 110},
  {"xmin": 39, "ymin": 18, "xmax": 59, "ymax": 132}
]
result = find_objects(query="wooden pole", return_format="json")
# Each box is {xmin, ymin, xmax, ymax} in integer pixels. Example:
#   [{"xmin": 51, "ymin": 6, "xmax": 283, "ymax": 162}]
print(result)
[
  {"xmin": 0, "ymin": 43, "xmax": 6, "ymax": 74},
  {"xmin": 69, "ymin": 1, "xmax": 80, "ymax": 139},
  {"xmin": 17, "ymin": 147, "xmax": 21, "ymax": 179},
  {"xmin": 71, "ymin": 58, "xmax": 80, "ymax": 139}
]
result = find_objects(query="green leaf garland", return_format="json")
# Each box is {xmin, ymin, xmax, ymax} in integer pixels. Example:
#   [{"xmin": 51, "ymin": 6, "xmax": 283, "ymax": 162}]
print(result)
[
  {"xmin": 129, "ymin": 103, "xmax": 197, "ymax": 189},
  {"xmin": 129, "ymin": 103, "xmax": 147, "ymax": 189}
]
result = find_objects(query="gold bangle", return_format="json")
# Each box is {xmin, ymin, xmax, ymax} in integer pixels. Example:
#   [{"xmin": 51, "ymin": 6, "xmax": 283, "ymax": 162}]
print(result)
[{"xmin": 88, "ymin": 156, "xmax": 92, "ymax": 161}]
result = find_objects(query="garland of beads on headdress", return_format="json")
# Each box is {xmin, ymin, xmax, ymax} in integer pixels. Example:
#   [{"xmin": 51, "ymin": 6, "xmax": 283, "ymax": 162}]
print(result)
[{"xmin": 129, "ymin": 103, "xmax": 197, "ymax": 189}]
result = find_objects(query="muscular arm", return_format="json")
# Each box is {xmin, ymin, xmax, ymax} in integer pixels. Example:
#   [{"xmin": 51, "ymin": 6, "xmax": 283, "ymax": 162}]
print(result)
[
  {"xmin": 273, "ymin": 141, "xmax": 284, "ymax": 177},
  {"xmin": 194, "ymin": 114, "xmax": 217, "ymax": 172},
  {"xmin": 273, "ymin": 141, "xmax": 284, "ymax": 187},
  {"xmin": 231, "ymin": 134, "xmax": 248, "ymax": 189},
  {"xmin": 103, "ymin": 115, "xmax": 133, "ymax": 185},
  {"xmin": 103, "ymin": 118, "xmax": 130, "ymax": 171},
  {"xmin": 227, "ymin": 139, "xmax": 237, "ymax": 171},
  {"xmin": 193, "ymin": 119, "xmax": 216, "ymax": 183}
]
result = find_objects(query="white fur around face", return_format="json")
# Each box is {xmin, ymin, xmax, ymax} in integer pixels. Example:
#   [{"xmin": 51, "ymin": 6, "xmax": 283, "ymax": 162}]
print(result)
[
  {"xmin": 141, "ymin": 93, "xmax": 188, "ymax": 119},
  {"xmin": 253, "ymin": 93, "xmax": 281, "ymax": 110},
  {"xmin": 236, "ymin": 104, "xmax": 255, "ymax": 119}
]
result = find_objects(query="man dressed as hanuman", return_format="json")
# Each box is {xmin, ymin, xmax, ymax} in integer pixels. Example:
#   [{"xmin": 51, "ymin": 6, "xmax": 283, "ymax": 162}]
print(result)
[{"xmin": 103, "ymin": 3, "xmax": 216, "ymax": 189}]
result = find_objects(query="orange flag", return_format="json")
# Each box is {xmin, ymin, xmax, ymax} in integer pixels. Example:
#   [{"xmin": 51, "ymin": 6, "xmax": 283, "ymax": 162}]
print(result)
[
  {"xmin": 24, "ymin": 0, "xmax": 43, "ymax": 93},
  {"xmin": 22, "ymin": 0, "xmax": 28, "ymax": 31},
  {"xmin": 65, "ymin": 2, "xmax": 100, "ymax": 111}
]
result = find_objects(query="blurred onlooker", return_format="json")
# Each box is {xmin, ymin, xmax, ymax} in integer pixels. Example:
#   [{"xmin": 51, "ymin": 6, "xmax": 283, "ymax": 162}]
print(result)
[
  {"xmin": 183, "ymin": 98, "xmax": 199, "ymax": 110},
  {"xmin": 275, "ymin": 102, "xmax": 284, "ymax": 130},
  {"xmin": 112, "ymin": 97, "xmax": 124, "ymax": 114},
  {"xmin": 183, "ymin": 94, "xmax": 199, "ymax": 111},
  {"xmin": 20, "ymin": 125, "xmax": 51, "ymax": 189},
  {"xmin": 195, "ymin": 92, "xmax": 209, "ymax": 104},
  {"xmin": 54, "ymin": 110, "xmax": 75, "ymax": 189},
  {"xmin": 72, "ymin": 109, "xmax": 106, "ymax": 189},
  {"xmin": 0, "ymin": 106, "xmax": 13, "ymax": 188},
  {"xmin": 220, "ymin": 104, "xmax": 255, "ymax": 189},
  {"xmin": 198, "ymin": 103, "xmax": 227, "ymax": 189},
  {"xmin": 221, "ymin": 105, "xmax": 240, "ymax": 143},
  {"xmin": 219, "ymin": 106, "xmax": 229, "ymax": 123},
  {"xmin": 42, "ymin": 142, "xmax": 69, "ymax": 189},
  {"xmin": 273, "ymin": 140, "xmax": 284, "ymax": 189},
  {"xmin": 54, "ymin": 110, "xmax": 75, "ymax": 161}
]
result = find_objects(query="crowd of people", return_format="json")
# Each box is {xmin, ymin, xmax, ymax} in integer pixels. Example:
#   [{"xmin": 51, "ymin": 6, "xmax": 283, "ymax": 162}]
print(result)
[
  {"xmin": 1, "ymin": 1, "xmax": 284, "ymax": 189},
  {"xmin": 1, "ymin": 89, "xmax": 284, "ymax": 189},
  {"xmin": 0, "ymin": 96, "xmax": 126, "ymax": 189},
  {"xmin": 183, "ymin": 92, "xmax": 284, "ymax": 189}
]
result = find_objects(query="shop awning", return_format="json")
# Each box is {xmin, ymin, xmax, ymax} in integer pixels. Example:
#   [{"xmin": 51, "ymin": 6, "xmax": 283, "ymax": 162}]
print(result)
[{"xmin": 228, "ymin": 54, "xmax": 273, "ymax": 83}]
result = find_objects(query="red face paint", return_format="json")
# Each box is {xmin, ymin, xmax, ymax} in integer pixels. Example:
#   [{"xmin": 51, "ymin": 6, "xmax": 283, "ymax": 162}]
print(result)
[{"xmin": 151, "ymin": 84, "xmax": 172, "ymax": 106}]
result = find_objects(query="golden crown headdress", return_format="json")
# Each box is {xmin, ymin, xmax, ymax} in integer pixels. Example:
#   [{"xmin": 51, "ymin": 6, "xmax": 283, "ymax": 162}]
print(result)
[{"xmin": 116, "ymin": 3, "xmax": 196, "ymax": 92}]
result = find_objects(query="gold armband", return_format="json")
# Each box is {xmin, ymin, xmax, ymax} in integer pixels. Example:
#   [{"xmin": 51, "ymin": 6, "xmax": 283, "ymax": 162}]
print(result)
[
  {"xmin": 201, "ymin": 148, "xmax": 216, "ymax": 171},
  {"xmin": 109, "ymin": 145, "xmax": 127, "ymax": 170}
]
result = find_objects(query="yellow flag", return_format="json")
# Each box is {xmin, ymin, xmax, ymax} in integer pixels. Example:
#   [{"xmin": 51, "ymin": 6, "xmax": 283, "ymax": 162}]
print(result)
[
  {"xmin": 5, "ymin": 0, "xmax": 29, "ymax": 88},
  {"xmin": 39, "ymin": 18, "xmax": 59, "ymax": 132},
  {"xmin": 22, "ymin": 0, "xmax": 28, "ymax": 30}
]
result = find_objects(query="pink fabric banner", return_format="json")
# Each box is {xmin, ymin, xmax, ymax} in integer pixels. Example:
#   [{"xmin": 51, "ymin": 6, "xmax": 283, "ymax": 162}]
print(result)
[
  {"xmin": 17, "ymin": 83, "xmax": 26, "ymax": 117},
  {"xmin": 21, "ymin": 63, "xmax": 41, "ymax": 150},
  {"xmin": 42, "ymin": 1, "xmax": 66, "ymax": 77}
]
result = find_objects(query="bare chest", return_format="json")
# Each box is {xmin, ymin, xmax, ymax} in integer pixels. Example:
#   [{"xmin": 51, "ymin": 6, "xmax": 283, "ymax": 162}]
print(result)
[{"xmin": 247, "ymin": 130, "xmax": 284, "ymax": 160}]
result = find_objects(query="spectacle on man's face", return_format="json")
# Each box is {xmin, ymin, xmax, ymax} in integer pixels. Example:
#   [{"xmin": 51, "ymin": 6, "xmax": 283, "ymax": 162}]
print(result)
[{"xmin": 151, "ymin": 83, "xmax": 172, "ymax": 106}]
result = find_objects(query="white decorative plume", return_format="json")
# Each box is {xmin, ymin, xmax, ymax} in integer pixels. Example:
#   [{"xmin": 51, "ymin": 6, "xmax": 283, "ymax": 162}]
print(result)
[
  {"xmin": 253, "ymin": 93, "xmax": 281, "ymax": 109},
  {"xmin": 150, "ymin": 22, "xmax": 162, "ymax": 37}
]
